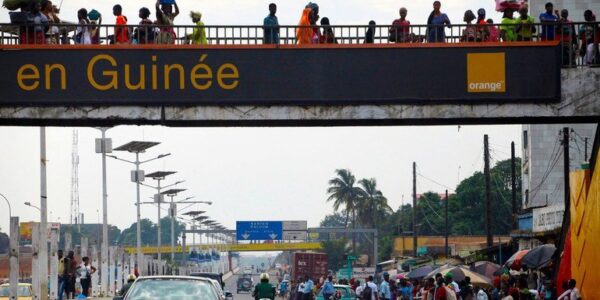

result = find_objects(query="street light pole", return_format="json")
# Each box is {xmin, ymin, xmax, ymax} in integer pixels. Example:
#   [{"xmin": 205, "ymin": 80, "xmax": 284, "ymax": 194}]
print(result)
[
  {"xmin": 111, "ymin": 141, "xmax": 166, "ymax": 274},
  {"xmin": 95, "ymin": 127, "xmax": 111, "ymax": 296},
  {"xmin": 0, "ymin": 193, "xmax": 11, "ymax": 219}
]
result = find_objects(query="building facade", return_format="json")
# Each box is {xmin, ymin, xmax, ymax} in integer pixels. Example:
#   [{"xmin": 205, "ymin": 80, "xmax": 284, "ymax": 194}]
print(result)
[{"xmin": 518, "ymin": 124, "xmax": 596, "ymax": 248}]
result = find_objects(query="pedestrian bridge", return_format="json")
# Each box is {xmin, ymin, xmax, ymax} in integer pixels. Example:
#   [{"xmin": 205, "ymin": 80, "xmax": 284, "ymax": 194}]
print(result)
[
  {"xmin": 1, "ymin": 23, "xmax": 599, "ymax": 126},
  {"xmin": 123, "ymin": 242, "xmax": 323, "ymax": 254}
]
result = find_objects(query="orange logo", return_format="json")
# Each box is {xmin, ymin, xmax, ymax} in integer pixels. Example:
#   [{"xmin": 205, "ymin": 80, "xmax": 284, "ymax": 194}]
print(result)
[{"xmin": 467, "ymin": 53, "xmax": 506, "ymax": 93}]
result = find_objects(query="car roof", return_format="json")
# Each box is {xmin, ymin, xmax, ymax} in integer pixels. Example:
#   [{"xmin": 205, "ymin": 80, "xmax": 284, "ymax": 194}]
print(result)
[
  {"xmin": 136, "ymin": 276, "xmax": 213, "ymax": 281},
  {"xmin": 333, "ymin": 285, "xmax": 350, "ymax": 288}
]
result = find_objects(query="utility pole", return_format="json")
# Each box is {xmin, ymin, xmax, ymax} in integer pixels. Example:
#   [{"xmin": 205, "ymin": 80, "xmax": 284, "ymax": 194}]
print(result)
[
  {"xmin": 553, "ymin": 128, "xmax": 571, "ymax": 275},
  {"xmin": 511, "ymin": 142, "xmax": 518, "ymax": 230},
  {"xmin": 412, "ymin": 162, "xmax": 417, "ymax": 257},
  {"xmin": 39, "ymin": 127, "xmax": 49, "ymax": 300},
  {"xmin": 95, "ymin": 128, "xmax": 111, "ymax": 296},
  {"xmin": 484, "ymin": 135, "xmax": 493, "ymax": 248},
  {"xmin": 562, "ymin": 128, "xmax": 571, "ymax": 226},
  {"xmin": 445, "ymin": 189, "xmax": 449, "ymax": 257}
]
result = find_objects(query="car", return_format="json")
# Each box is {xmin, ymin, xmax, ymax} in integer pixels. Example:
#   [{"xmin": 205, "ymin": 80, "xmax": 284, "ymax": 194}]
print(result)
[
  {"xmin": 112, "ymin": 276, "xmax": 220, "ymax": 300},
  {"xmin": 0, "ymin": 283, "xmax": 33, "ymax": 300},
  {"xmin": 316, "ymin": 285, "xmax": 356, "ymax": 300},
  {"xmin": 189, "ymin": 272, "xmax": 233, "ymax": 300},
  {"xmin": 236, "ymin": 274, "xmax": 253, "ymax": 293}
]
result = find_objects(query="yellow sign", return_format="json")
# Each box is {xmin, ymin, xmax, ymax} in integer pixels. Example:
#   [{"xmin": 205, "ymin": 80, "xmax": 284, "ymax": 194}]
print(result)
[
  {"xmin": 467, "ymin": 53, "xmax": 506, "ymax": 93},
  {"xmin": 124, "ymin": 242, "xmax": 323, "ymax": 254}
]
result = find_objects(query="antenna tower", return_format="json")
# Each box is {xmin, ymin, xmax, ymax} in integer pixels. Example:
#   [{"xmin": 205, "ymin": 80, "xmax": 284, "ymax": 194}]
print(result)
[{"xmin": 70, "ymin": 130, "xmax": 80, "ymax": 229}]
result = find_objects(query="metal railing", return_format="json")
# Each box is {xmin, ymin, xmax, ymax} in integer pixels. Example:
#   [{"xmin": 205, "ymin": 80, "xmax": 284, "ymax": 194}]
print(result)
[{"xmin": 1, "ymin": 22, "xmax": 598, "ymax": 66}]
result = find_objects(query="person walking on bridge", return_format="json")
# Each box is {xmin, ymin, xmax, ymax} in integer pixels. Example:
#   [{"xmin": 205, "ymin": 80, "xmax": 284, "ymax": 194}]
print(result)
[{"xmin": 254, "ymin": 273, "xmax": 276, "ymax": 300}]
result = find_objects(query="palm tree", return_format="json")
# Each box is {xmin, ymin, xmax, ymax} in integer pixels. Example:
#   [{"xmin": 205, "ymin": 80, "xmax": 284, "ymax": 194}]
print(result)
[
  {"xmin": 357, "ymin": 178, "xmax": 393, "ymax": 229},
  {"xmin": 327, "ymin": 169, "xmax": 362, "ymax": 252}
]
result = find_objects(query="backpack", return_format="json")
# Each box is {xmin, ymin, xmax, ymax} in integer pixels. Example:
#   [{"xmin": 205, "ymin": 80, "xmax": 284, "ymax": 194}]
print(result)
[
  {"xmin": 362, "ymin": 284, "xmax": 373, "ymax": 300},
  {"xmin": 399, "ymin": 287, "xmax": 411, "ymax": 300}
]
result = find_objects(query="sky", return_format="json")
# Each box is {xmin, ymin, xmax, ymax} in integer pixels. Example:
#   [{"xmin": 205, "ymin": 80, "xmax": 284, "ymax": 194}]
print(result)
[
  {"xmin": 0, "ymin": 125, "xmax": 521, "ymax": 233},
  {"xmin": 0, "ymin": 0, "xmax": 525, "ymax": 233}
]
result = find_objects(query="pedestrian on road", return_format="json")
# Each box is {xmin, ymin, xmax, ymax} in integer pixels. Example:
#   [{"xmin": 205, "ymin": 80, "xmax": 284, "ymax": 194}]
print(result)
[
  {"xmin": 65, "ymin": 250, "xmax": 77, "ymax": 300},
  {"xmin": 302, "ymin": 276, "xmax": 314, "ymax": 300},
  {"xmin": 321, "ymin": 276, "xmax": 335, "ymax": 300},
  {"xmin": 379, "ymin": 273, "xmax": 391, "ymax": 300},
  {"xmin": 77, "ymin": 256, "xmax": 96, "ymax": 297},
  {"xmin": 57, "ymin": 250, "xmax": 66, "ymax": 300},
  {"xmin": 363, "ymin": 276, "xmax": 378, "ymax": 300}
]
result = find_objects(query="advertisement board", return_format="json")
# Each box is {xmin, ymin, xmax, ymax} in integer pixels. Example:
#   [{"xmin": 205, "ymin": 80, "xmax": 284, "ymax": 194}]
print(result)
[{"xmin": 0, "ymin": 44, "xmax": 560, "ymax": 106}]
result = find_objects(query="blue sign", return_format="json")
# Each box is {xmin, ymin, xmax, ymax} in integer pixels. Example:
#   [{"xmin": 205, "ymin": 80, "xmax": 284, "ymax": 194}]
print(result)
[{"xmin": 236, "ymin": 221, "xmax": 283, "ymax": 240}]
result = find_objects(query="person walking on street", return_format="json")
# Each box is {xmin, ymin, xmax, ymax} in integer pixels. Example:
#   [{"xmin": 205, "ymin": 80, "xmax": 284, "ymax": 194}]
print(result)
[
  {"xmin": 430, "ymin": 274, "xmax": 448, "ymax": 300},
  {"xmin": 321, "ymin": 276, "xmax": 336, "ymax": 300},
  {"xmin": 64, "ymin": 250, "xmax": 77, "ymax": 300},
  {"xmin": 362, "ymin": 276, "xmax": 379, "ymax": 300},
  {"xmin": 379, "ymin": 273, "xmax": 391, "ymax": 300},
  {"xmin": 77, "ymin": 256, "xmax": 96, "ymax": 297},
  {"xmin": 303, "ymin": 276, "xmax": 314, "ymax": 300},
  {"xmin": 263, "ymin": 3, "xmax": 279, "ymax": 44},
  {"xmin": 57, "ymin": 250, "xmax": 66, "ymax": 300}
]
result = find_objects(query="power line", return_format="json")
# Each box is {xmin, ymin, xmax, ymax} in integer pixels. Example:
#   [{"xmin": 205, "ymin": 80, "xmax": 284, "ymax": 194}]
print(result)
[{"xmin": 416, "ymin": 171, "xmax": 455, "ymax": 192}]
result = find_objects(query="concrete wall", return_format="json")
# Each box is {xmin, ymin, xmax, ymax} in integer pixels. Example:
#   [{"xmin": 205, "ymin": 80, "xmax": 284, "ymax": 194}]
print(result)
[
  {"xmin": 570, "ymin": 153, "xmax": 600, "ymax": 299},
  {"xmin": 1, "ymin": 68, "xmax": 599, "ymax": 126}
]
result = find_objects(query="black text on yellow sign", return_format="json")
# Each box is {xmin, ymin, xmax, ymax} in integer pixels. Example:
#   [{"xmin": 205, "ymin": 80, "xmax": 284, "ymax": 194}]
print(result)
[{"xmin": 16, "ymin": 54, "xmax": 240, "ymax": 92}]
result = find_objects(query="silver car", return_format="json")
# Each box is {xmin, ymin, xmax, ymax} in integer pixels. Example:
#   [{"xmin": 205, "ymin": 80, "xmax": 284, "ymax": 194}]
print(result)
[{"xmin": 115, "ymin": 276, "xmax": 220, "ymax": 300}]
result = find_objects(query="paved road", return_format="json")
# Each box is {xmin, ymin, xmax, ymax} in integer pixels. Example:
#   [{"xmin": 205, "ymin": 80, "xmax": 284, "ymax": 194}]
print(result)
[{"xmin": 226, "ymin": 273, "xmax": 256, "ymax": 300}]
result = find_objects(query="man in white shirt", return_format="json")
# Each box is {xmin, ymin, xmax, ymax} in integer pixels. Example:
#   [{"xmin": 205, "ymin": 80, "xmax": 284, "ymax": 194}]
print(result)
[
  {"xmin": 366, "ymin": 276, "xmax": 379, "ymax": 300},
  {"xmin": 356, "ymin": 280, "xmax": 364, "ymax": 299}
]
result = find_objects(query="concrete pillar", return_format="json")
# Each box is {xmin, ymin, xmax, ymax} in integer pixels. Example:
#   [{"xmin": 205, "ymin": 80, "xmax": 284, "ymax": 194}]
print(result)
[
  {"xmin": 91, "ymin": 245, "xmax": 98, "ymax": 297},
  {"xmin": 49, "ymin": 229, "xmax": 58, "ymax": 300},
  {"xmin": 81, "ymin": 237, "xmax": 88, "ymax": 257},
  {"xmin": 64, "ymin": 232, "xmax": 72, "ymax": 252},
  {"xmin": 109, "ymin": 246, "xmax": 116, "ymax": 296},
  {"xmin": 116, "ymin": 250, "xmax": 123, "ymax": 292},
  {"xmin": 32, "ymin": 223, "xmax": 41, "ymax": 300},
  {"xmin": 9, "ymin": 217, "xmax": 19, "ymax": 300}
]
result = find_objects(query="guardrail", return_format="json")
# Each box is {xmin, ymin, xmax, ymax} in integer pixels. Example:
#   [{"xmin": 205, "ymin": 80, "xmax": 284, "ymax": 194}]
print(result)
[{"xmin": 1, "ymin": 22, "xmax": 598, "ymax": 67}]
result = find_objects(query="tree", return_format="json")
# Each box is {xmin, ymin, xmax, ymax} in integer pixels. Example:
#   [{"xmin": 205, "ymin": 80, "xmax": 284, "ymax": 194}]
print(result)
[
  {"xmin": 416, "ymin": 192, "xmax": 445, "ymax": 236},
  {"xmin": 357, "ymin": 178, "xmax": 393, "ymax": 229},
  {"xmin": 327, "ymin": 169, "xmax": 363, "ymax": 252},
  {"xmin": 118, "ymin": 219, "xmax": 157, "ymax": 246},
  {"xmin": 321, "ymin": 238, "xmax": 350, "ymax": 271},
  {"xmin": 320, "ymin": 212, "xmax": 348, "ymax": 228}
]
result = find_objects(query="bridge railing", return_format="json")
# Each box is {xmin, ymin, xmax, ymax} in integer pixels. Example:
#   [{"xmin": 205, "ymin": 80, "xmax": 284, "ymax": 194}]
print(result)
[{"xmin": 1, "ymin": 22, "xmax": 598, "ymax": 66}]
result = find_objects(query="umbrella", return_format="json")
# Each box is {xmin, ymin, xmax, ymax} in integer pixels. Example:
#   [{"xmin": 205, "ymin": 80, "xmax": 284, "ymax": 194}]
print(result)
[
  {"xmin": 470, "ymin": 261, "xmax": 501, "ymax": 279},
  {"xmin": 521, "ymin": 244, "xmax": 556, "ymax": 269},
  {"xmin": 407, "ymin": 265, "xmax": 438, "ymax": 280},
  {"xmin": 504, "ymin": 249, "xmax": 530, "ymax": 270},
  {"xmin": 425, "ymin": 265, "xmax": 492, "ymax": 288}
]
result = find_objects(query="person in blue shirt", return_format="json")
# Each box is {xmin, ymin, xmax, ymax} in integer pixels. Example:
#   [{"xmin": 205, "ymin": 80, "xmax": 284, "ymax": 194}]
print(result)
[
  {"xmin": 303, "ymin": 276, "xmax": 314, "ymax": 300},
  {"xmin": 426, "ymin": 1, "xmax": 451, "ymax": 43},
  {"xmin": 379, "ymin": 273, "xmax": 391, "ymax": 300},
  {"xmin": 539, "ymin": 2, "xmax": 559, "ymax": 40},
  {"xmin": 263, "ymin": 3, "xmax": 279, "ymax": 44},
  {"xmin": 321, "ymin": 276, "xmax": 336, "ymax": 300}
]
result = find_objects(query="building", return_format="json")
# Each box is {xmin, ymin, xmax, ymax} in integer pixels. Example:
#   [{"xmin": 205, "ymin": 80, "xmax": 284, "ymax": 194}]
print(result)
[
  {"xmin": 518, "ymin": 124, "xmax": 597, "ymax": 249},
  {"xmin": 529, "ymin": 0, "xmax": 600, "ymax": 22}
]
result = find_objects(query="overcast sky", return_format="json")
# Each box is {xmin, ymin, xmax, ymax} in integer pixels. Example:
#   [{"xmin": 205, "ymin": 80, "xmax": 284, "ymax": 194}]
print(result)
[
  {"xmin": 0, "ymin": 125, "xmax": 521, "ymax": 233},
  {"xmin": 0, "ymin": 0, "xmax": 526, "ymax": 233}
]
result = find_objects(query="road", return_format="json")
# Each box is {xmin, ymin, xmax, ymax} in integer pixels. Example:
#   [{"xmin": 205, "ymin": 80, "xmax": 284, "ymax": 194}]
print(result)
[{"xmin": 225, "ymin": 273, "xmax": 256, "ymax": 300}]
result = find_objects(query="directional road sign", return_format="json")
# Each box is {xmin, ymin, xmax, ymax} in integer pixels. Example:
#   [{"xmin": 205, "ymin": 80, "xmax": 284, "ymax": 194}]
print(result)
[
  {"xmin": 237, "ymin": 221, "xmax": 283, "ymax": 240},
  {"xmin": 282, "ymin": 231, "xmax": 308, "ymax": 240},
  {"xmin": 283, "ymin": 221, "xmax": 307, "ymax": 231}
]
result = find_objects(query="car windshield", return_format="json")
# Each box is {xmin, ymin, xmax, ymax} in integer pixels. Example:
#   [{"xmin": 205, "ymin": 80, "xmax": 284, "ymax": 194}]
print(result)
[
  {"xmin": 0, "ymin": 286, "xmax": 32, "ymax": 296},
  {"xmin": 125, "ymin": 278, "xmax": 217, "ymax": 300},
  {"xmin": 318, "ymin": 287, "xmax": 350, "ymax": 297}
]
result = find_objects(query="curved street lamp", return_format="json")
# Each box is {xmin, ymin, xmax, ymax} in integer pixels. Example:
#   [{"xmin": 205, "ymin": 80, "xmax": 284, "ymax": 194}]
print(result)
[{"xmin": 0, "ymin": 193, "xmax": 11, "ymax": 218}]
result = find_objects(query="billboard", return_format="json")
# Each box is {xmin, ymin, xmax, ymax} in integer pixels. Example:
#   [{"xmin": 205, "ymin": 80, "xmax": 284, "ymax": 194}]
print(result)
[
  {"xmin": 20, "ymin": 222, "xmax": 61, "ymax": 241},
  {"xmin": 0, "ymin": 44, "xmax": 560, "ymax": 106}
]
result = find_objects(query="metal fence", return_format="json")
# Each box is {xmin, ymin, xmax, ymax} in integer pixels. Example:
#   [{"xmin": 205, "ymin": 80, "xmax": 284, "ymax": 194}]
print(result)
[{"xmin": 1, "ymin": 22, "xmax": 598, "ymax": 66}]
